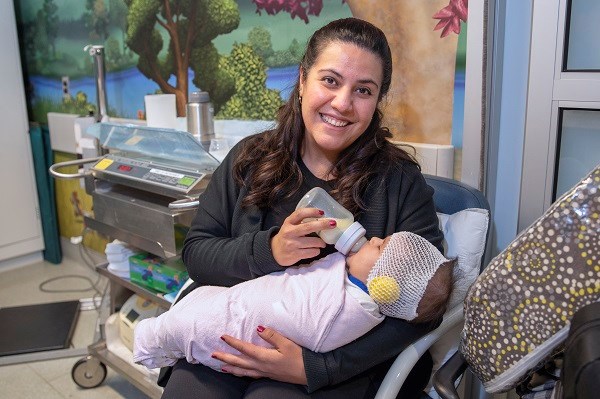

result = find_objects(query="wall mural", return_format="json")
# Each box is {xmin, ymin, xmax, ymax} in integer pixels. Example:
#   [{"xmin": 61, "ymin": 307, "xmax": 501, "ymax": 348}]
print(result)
[
  {"xmin": 14, "ymin": 0, "xmax": 466, "ymax": 247},
  {"xmin": 15, "ymin": 0, "xmax": 353, "ymax": 124}
]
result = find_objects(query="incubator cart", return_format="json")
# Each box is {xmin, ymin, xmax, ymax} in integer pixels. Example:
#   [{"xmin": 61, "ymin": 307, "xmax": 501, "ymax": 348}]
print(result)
[{"xmin": 50, "ymin": 123, "xmax": 220, "ymax": 397}]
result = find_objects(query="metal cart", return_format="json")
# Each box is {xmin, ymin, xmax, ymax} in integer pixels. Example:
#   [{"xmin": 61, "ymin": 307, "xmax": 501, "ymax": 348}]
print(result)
[{"xmin": 50, "ymin": 123, "xmax": 220, "ymax": 397}]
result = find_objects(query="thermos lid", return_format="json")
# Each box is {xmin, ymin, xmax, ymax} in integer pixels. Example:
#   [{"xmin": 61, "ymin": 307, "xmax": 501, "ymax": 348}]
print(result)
[{"xmin": 189, "ymin": 91, "xmax": 210, "ymax": 103}]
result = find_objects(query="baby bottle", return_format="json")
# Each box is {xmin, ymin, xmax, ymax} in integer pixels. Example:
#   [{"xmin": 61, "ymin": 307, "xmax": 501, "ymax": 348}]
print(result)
[{"xmin": 296, "ymin": 187, "xmax": 367, "ymax": 255}]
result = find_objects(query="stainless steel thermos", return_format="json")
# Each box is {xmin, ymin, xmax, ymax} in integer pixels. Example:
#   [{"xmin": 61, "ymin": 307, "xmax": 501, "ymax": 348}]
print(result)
[{"xmin": 186, "ymin": 91, "xmax": 214, "ymax": 143}]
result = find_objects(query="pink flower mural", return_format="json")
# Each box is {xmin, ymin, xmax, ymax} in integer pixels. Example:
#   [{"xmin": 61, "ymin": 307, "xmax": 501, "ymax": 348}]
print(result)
[
  {"xmin": 433, "ymin": 0, "xmax": 468, "ymax": 37},
  {"xmin": 252, "ymin": 0, "xmax": 346, "ymax": 23}
]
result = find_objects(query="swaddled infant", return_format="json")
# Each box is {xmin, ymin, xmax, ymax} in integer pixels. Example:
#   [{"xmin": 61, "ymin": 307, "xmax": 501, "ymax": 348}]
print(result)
[{"xmin": 133, "ymin": 231, "xmax": 455, "ymax": 370}]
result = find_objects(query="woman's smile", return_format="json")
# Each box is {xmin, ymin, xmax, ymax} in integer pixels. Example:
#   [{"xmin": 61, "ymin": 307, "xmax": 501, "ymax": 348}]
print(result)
[{"xmin": 320, "ymin": 113, "xmax": 351, "ymax": 128}]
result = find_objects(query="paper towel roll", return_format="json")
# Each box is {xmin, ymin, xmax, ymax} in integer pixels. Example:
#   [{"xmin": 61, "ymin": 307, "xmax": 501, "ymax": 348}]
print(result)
[{"xmin": 144, "ymin": 94, "xmax": 177, "ymax": 129}]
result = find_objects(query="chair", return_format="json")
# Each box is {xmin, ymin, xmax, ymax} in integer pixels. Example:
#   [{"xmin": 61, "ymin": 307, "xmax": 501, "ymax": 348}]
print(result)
[{"xmin": 375, "ymin": 174, "xmax": 491, "ymax": 399}]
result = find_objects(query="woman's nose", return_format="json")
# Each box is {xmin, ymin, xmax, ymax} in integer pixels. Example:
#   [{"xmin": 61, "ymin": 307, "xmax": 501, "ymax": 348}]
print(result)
[{"xmin": 331, "ymin": 89, "xmax": 353, "ymax": 113}]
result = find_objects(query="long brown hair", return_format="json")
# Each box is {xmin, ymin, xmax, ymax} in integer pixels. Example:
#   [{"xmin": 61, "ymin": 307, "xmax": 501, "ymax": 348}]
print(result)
[{"xmin": 233, "ymin": 18, "xmax": 417, "ymax": 215}]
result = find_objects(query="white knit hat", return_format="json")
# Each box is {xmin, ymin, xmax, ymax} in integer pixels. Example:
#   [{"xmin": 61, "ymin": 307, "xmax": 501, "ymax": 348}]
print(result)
[{"xmin": 366, "ymin": 231, "xmax": 449, "ymax": 321}]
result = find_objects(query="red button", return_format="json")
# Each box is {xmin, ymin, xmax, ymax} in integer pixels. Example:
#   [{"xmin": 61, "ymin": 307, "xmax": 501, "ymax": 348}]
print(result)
[{"xmin": 118, "ymin": 165, "xmax": 132, "ymax": 172}]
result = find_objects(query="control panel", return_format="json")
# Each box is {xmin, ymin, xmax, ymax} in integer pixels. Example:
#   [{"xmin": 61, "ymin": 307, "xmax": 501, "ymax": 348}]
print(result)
[{"xmin": 92, "ymin": 154, "xmax": 206, "ymax": 195}]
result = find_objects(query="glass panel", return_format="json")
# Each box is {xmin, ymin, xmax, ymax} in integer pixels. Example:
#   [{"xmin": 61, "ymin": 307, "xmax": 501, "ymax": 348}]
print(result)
[
  {"xmin": 86, "ymin": 123, "xmax": 220, "ymax": 170},
  {"xmin": 554, "ymin": 109, "xmax": 600, "ymax": 200},
  {"xmin": 564, "ymin": 0, "xmax": 600, "ymax": 70}
]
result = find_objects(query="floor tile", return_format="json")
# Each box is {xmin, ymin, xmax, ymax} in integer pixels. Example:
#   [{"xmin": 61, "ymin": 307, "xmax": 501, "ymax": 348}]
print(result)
[
  {"xmin": 0, "ymin": 243, "xmax": 150, "ymax": 398},
  {"xmin": 0, "ymin": 362, "xmax": 64, "ymax": 399}
]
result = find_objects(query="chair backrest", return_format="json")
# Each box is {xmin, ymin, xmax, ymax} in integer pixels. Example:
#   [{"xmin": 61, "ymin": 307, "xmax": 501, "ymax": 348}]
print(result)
[
  {"xmin": 425, "ymin": 174, "xmax": 491, "ymax": 272},
  {"xmin": 424, "ymin": 175, "xmax": 490, "ymax": 397},
  {"xmin": 425, "ymin": 174, "xmax": 490, "ymax": 218}
]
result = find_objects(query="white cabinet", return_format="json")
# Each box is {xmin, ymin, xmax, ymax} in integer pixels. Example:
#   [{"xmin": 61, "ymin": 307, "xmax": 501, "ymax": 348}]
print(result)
[{"xmin": 0, "ymin": 2, "xmax": 44, "ymax": 263}]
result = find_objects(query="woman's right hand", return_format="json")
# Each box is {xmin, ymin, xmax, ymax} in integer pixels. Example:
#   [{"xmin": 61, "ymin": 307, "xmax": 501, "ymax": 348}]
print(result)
[{"xmin": 271, "ymin": 207, "xmax": 336, "ymax": 266}]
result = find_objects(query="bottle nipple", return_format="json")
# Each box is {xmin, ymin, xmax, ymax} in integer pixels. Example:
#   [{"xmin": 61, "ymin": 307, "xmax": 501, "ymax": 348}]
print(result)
[{"xmin": 335, "ymin": 221, "xmax": 367, "ymax": 255}]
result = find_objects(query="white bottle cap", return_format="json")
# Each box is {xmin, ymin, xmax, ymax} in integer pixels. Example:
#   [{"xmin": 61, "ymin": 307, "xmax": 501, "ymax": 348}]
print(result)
[{"xmin": 335, "ymin": 221, "xmax": 367, "ymax": 255}]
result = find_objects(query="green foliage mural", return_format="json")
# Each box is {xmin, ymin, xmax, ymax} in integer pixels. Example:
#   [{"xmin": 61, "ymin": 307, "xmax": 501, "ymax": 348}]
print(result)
[
  {"xmin": 218, "ymin": 43, "xmax": 283, "ymax": 120},
  {"xmin": 247, "ymin": 26, "xmax": 304, "ymax": 67}
]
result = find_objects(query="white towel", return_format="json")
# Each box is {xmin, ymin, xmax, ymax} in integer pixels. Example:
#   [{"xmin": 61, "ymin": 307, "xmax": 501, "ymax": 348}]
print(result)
[{"xmin": 133, "ymin": 253, "xmax": 384, "ymax": 370}]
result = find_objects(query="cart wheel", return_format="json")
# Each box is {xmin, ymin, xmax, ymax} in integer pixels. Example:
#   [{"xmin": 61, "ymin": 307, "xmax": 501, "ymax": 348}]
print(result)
[{"xmin": 71, "ymin": 355, "xmax": 107, "ymax": 389}]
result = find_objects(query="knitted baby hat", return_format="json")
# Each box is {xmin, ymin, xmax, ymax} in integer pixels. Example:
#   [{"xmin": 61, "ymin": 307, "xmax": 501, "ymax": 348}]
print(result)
[{"xmin": 366, "ymin": 231, "xmax": 449, "ymax": 321}]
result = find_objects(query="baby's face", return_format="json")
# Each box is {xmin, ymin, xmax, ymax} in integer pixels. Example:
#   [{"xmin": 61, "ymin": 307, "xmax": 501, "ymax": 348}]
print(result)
[{"xmin": 346, "ymin": 236, "xmax": 392, "ymax": 283}]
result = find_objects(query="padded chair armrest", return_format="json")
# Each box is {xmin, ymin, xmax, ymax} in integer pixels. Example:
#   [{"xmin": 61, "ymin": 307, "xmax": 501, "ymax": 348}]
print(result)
[
  {"xmin": 374, "ymin": 305, "xmax": 464, "ymax": 399},
  {"xmin": 432, "ymin": 351, "xmax": 468, "ymax": 399}
]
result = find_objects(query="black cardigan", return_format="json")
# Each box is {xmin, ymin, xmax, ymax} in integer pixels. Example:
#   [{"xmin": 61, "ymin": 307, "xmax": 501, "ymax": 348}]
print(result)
[{"xmin": 181, "ymin": 136, "xmax": 444, "ymax": 392}]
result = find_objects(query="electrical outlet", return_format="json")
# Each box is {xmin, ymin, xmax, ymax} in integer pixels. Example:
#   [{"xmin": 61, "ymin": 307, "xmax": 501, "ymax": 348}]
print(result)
[{"xmin": 61, "ymin": 76, "xmax": 70, "ymax": 100}]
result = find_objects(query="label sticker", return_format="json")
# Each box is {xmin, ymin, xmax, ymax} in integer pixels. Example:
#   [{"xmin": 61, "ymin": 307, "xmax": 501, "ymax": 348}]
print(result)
[
  {"xmin": 94, "ymin": 158, "xmax": 113, "ymax": 170},
  {"xmin": 150, "ymin": 168, "xmax": 185, "ymax": 178}
]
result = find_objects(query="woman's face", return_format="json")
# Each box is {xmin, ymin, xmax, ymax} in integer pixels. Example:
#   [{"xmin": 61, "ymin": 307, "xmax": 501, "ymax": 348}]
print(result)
[
  {"xmin": 299, "ymin": 41, "xmax": 383, "ymax": 160},
  {"xmin": 346, "ymin": 236, "xmax": 391, "ymax": 283}
]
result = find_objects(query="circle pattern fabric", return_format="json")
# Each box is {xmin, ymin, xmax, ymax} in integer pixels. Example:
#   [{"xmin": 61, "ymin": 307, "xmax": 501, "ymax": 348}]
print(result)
[{"xmin": 460, "ymin": 165, "xmax": 600, "ymax": 391}]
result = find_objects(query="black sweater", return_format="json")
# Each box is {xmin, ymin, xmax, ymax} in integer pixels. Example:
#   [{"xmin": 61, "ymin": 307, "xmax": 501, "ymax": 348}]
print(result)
[{"xmin": 181, "ymin": 135, "xmax": 444, "ymax": 392}]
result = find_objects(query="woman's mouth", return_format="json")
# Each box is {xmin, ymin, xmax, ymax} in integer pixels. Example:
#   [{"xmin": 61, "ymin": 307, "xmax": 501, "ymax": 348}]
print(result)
[{"xmin": 321, "ymin": 114, "xmax": 350, "ymax": 127}]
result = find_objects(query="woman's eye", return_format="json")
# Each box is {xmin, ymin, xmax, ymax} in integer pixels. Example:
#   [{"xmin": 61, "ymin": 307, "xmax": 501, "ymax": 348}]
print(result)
[
  {"xmin": 357, "ymin": 87, "xmax": 372, "ymax": 96},
  {"xmin": 323, "ymin": 77, "xmax": 336, "ymax": 85}
]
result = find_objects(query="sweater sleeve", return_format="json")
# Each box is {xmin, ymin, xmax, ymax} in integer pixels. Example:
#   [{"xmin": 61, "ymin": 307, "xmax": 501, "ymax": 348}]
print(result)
[
  {"xmin": 394, "ymin": 165, "xmax": 444, "ymax": 253},
  {"xmin": 302, "ymin": 162, "xmax": 444, "ymax": 392},
  {"xmin": 303, "ymin": 317, "xmax": 438, "ymax": 392},
  {"xmin": 181, "ymin": 139, "xmax": 284, "ymax": 288}
]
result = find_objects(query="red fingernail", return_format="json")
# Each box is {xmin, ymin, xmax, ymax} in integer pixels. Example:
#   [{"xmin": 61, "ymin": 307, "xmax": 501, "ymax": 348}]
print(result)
[
  {"xmin": 318, "ymin": 209, "xmax": 324, "ymax": 215},
  {"xmin": 221, "ymin": 368, "xmax": 229, "ymax": 373},
  {"xmin": 220, "ymin": 336, "xmax": 226, "ymax": 341},
  {"xmin": 257, "ymin": 325, "xmax": 265, "ymax": 333},
  {"xmin": 211, "ymin": 354, "xmax": 217, "ymax": 359},
  {"xmin": 329, "ymin": 220, "xmax": 337, "ymax": 227}
]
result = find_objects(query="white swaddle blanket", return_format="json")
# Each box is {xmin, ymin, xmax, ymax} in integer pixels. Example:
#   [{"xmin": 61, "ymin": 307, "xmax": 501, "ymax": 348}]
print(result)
[{"xmin": 133, "ymin": 252, "xmax": 384, "ymax": 370}]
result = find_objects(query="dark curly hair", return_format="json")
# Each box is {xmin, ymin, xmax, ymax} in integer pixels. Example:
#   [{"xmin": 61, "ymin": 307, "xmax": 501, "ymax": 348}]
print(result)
[{"xmin": 233, "ymin": 17, "xmax": 417, "ymax": 215}]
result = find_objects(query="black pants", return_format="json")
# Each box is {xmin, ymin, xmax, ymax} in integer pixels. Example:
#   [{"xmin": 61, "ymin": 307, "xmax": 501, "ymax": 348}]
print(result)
[{"xmin": 159, "ymin": 351, "xmax": 432, "ymax": 399}]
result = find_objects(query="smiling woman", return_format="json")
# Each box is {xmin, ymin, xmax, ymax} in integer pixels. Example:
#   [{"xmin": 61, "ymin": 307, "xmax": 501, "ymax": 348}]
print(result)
[
  {"xmin": 163, "ymin": 17, "xmax": 444, "ymax": 399},
  {"xmin": 298, "ymin": 41, "xmax": 383, "ymax": 178}
]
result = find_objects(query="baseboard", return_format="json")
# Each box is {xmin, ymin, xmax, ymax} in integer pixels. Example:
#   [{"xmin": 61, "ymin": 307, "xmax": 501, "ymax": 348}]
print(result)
[{"xmin": 0, "ymin": 251, "xmax": 43, "ymax": 273}]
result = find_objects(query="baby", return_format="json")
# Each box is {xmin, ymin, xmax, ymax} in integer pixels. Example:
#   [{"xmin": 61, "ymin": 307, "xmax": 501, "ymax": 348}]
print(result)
[{"xmin": 133, "ymin": 231, "xmax": 455, "ymax": 371}]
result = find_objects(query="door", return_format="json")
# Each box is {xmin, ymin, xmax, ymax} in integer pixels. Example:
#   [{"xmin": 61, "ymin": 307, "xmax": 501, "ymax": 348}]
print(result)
[
  {"xmin": 519, "ymin": 0, "xmax": 600, "ymax": 230},
  {"xmin": 0, "ymin": 1, "xmax": 44, "ymax": 262}
]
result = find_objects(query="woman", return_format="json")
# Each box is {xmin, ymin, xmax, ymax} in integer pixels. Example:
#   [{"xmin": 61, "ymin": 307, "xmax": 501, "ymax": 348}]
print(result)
[{"xmin": 162, "ymin": 17, "xmax": 444, "ymax": 399}]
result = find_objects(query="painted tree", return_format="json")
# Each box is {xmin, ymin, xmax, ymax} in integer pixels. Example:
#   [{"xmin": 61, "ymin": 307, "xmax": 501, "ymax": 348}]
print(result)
[
  {"xmin": 42, "ymin": 0, "xmax": 58, "ymax": 58},
  {"xmin": 217, "ymin": 43, "xmax": 283, "ymax": 120},
  {"xmin": 124, "ymin": 0, "xmax": 240, "ymax": 116},
  {"xmin": 108, "ymin": 0, "xmax": 129, "ymax": 52},
  {"xmin": 248, "ymin": 26, "xmax": 274, "ymax": 61},
  {"xmin": 346, "ymin": 0, "xmax": 463, "ymax": 144},
  {"xmin": 84, "ymin": 0, "xmax": 110, "ymax": 41}
]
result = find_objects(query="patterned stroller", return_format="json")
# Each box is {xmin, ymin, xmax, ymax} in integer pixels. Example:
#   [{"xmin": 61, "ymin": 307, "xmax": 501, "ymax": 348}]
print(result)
[{"xmin": 434, "ymin": 165, "xmax": 600, "ymax": 399}]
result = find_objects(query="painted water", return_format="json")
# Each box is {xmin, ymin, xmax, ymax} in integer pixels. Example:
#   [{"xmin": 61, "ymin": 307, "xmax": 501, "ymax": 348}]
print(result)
[
  {"xmin": 29, "ymin": 65, "xmax": 300, "ymax": 119},
  {"xmin": 28, "ymin": 66, "xmax": 464, "ymax": 145}
]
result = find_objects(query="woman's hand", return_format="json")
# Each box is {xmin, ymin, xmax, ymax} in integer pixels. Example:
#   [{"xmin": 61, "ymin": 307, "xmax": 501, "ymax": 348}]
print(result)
[
  {"xmin": 212, "ymin": 326, "xmax": 308, "ymax": 385},
  {"xmin": 271, "ymin": 207, "xmax": 335, "ymax": 266}
]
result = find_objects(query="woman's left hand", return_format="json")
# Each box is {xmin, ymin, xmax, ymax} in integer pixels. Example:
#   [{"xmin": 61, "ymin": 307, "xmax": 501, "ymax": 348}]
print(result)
[{"xmin": 211, "ymin": 326, "xmax": 308, "ymax": 385}]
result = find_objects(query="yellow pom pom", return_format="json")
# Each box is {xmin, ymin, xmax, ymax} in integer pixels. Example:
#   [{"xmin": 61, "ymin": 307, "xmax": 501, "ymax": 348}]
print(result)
[{"xmin": 368, "ymin": 276, "xmax": 400, "ymax": 304}]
